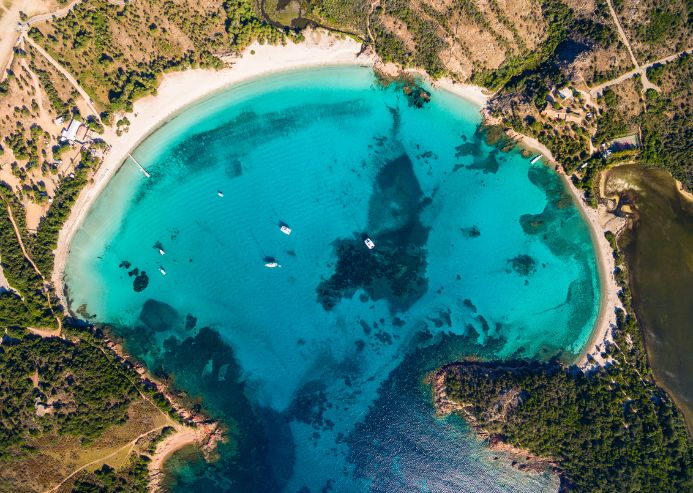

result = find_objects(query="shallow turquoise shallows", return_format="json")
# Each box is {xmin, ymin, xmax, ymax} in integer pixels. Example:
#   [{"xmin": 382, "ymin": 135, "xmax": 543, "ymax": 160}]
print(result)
[{"xmin": 65, "ymin": 66, "xmax": 599, "ymax": 492}]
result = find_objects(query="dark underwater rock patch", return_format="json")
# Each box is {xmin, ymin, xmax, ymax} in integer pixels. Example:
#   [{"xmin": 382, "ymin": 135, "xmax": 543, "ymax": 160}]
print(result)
[
  {"xmin": 519, "ymin": 164, "xmax": 583, "ymax": 258},
  {"xmin": 225, "ymin": 158, "xmax": 243, "ymax": 179},
  {"xmin": 317, "ymin": 152, "xmax": 430, "ymax": 313},
  {"xmin": 185, "ymin": 313, "xmax": 197, "ymax": 330},
  {"xmin": 508, "ymin": 254, "xmax": 537, "ymax": 276},
  {"xmin": 316, "ymin": 237, "xmax": 428, "ymax": 312},
  {"xmin": 153, "ymin": 327, "xmax": 285, "ymax": 491},
  {"xmin": 168, "ymin": 101, "xmax": 368, "ymax": 175},
  {"xmin": 138, "ymin": 299, "xmax": 180, "ymax": 331},
  {"xmin": 464, "ymin": 149, "xmax": 500, "ymax": 174},
  {"xmin": 402, "ymin": 83, "xmax": 431, "ymax": 108},
  {"xmin": 460, "ymin": 225, "xmax": 481, "ymax": 238},
  {"xmin": 133, "ymin": 271, "xmax": 149, "ymax": 292},
  {"xmin": 288, "ymin": 380, "xmax": 333, "ymax": 431}
]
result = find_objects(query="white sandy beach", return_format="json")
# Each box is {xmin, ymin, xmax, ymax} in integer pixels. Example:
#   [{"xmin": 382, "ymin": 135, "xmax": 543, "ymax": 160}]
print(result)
[
  {"xmin": 50, "ymin": 29, "xmax": 493, "ymax": 307},
  {"xmin": 51, "ymin": 27, "xmax": 616, "ymax": 370},
  {"xmin": 51, "ymin": 29, "xmax": 366, "ymax": 302},
  {"xmin": 506, "ymin": 131, "xmax": 624, "ymax": 367}
]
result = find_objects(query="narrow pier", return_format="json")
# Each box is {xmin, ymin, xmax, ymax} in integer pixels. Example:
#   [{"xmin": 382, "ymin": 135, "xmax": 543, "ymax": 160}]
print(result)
[{"xmin": 127, "ymin": 153, "xmax": 151, "ymax": 178}]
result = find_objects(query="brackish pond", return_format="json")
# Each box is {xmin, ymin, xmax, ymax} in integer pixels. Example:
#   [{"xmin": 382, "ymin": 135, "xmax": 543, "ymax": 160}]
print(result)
[
  {"xmin": 605, "ymin": 165, "xmax": 693, "ymax": 433},
  {"xmin": 65, "ymin": 66, "xmax": 600, "ymax": 492}
]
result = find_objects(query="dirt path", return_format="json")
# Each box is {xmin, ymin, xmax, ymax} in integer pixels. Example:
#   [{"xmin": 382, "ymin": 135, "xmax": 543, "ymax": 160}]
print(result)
[
  {"xmin": 588, "ymin": 48, "xmax": 691, "ymax": 98},
  {"xmin": 4, "ymin": 201, "xmax": 62, "ymax": 331},
  {"xmin": 24, "ymin": 34, "xmax": 100, "ymax": 117},
  {"xmin": 6, "ymin": 203, "xmax": 42, "ymax": 278},
  {"xmin": 603, "ymin": 0, "xmax": 661, "ymax": 96},
  {"xmin": 24, "ymin": 0, "xmax": 84, "ymax": 27},
  {"xmin": 606, "ymin": 0, "xmax": 638, "ymax": 69},
  {"xmin": 365, "ymin": 0, "xmax": 380, "ymax": 45},
  {"xmin": 0, "ymin": 0, "xmax": 68, "ymax": 82},
  {"xmin": 21, "ymin": 56, "xmax": 48, "ymax": 121},
  {"xmin": 42, "ymin": 425, "xmax": 168, "ymax": 493}
]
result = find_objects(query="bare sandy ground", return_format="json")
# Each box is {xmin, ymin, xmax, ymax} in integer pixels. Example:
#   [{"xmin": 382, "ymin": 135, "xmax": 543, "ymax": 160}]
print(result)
[{"xmin": 435, "ymin": 78, "xmax": 489, "ymax": 107}]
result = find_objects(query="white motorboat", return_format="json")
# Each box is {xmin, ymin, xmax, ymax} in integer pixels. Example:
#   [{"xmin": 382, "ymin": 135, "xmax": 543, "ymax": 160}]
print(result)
[
  {"xmin": 530, "ymin": 155, "xmax": 542, "ymax": 164},
  {"xmin": 159, "ymin": 267, "xmax": 167, "ymax": 276},
  {"xmin": 264, "ymin": 262, "xmax": 281, "ymax": 268},
  {"xmin": 159, "ymin": 248, "xmax": 165, "ymax": 255},
  {"xmin": 217, "ymin": 191, "xmax": 224, "ymax": 197},
  {"xmin": 364, "ymin": 237, "xmax": 375, "ymax": 249},
  {"xmin": 280, "ymin": 224, "xmax": 292, "ymax": 235}
]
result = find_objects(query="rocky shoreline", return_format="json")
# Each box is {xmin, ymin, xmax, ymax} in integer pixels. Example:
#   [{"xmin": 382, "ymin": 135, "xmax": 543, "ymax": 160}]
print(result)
[
  {"xmin": 99, "ymin": 331, "xmax": 224, "ymax": 491},
  {"xmin": 427, "ymin": 365, "xmax": 562, "ymax": 480}
]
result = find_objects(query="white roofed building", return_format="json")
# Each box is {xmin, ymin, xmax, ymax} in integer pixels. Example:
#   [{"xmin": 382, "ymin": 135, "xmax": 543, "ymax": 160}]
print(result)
[{"xmin": 60, "ymin": 119, "xmax": 84, "ymax": 143}]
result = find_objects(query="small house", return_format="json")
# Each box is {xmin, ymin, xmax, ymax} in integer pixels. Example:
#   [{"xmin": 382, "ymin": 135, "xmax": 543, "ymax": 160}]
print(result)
[{"xmin": 558, "ymin": 87, "xmax": 573, "ymax": 100}]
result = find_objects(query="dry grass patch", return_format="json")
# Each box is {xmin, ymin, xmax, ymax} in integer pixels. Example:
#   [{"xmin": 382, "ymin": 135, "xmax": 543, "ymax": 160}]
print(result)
[
  {"xmin": 574, "ymin": 44, "xmax": 633, "ymax": 86},
  {"xmin": 0, "ymin": 399, "xmax": 170, "ymax": 493},
  {"xmin": 616, "ymin": 0, "xmax": 692, "ymax": 62}
]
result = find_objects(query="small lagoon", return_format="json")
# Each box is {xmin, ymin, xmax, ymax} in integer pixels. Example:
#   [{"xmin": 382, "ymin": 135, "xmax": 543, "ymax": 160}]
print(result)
[{"xmin": 65, "ymin": 66, "xmax": 599, "ymax": 492}]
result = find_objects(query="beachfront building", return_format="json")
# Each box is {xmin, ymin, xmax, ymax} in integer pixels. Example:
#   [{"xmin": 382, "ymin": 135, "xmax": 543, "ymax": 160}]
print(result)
[{"xmin": 60, "ymin": 119, "xmax": 89, "ymax": 145}]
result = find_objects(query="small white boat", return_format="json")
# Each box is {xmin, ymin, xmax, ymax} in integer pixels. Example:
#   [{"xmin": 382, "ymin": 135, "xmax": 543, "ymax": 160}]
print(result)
[
  {"xmin": 159, "ymin": 248, "xmax": 165, "ymax": 255},
  {"xmin": 364, "ymin": 237, "xmax": 375, "ymax": 250},
  {"xmin": 264, "ymin": 262, "xmax": 281, "ymax": 268},
  {"xmin": 530, "ymin": 155, "xmax": 542, "ymax": 164},
  {"xmin": 217, "ymin": 191, "xmax": 224, "ymax": 197},
  {"xmin": 159, "ymin": 267, "xmax": 167, "ymax": 276},
  {"xmin": 280, "ymin": 225, "xmax": 292, "ymax": 235}
]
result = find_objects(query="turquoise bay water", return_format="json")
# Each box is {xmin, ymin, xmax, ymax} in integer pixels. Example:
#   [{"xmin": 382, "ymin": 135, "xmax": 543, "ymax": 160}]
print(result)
[{"xmin": 65, "ymin": 66, "xmax": 599, "ymax": 492}]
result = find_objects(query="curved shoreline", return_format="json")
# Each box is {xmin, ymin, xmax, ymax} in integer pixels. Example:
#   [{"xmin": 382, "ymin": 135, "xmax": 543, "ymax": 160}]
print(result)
[
  {"xmin": 51, "ymin": 29, "xmax": 616, "ymax": 362},
  {"xmin": 51, "ymin": 29, "xmax": 370, "ymax": 307},
  {"xmin": 500, "ymin": 130, "xmax": 622, "ymax": 367},
  {"xmin": 52, "ymin": 30, "xmax": 491, "ymax": 309},
  {"xmin": 49, "ymin": 28, "xmax": 619, "ymax": 485}
]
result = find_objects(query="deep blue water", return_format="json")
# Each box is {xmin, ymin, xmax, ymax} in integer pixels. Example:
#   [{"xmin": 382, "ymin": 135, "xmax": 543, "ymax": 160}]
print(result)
[{"xmin": 65, "ymin": 66, "xmax": 599, "ymax": 492}]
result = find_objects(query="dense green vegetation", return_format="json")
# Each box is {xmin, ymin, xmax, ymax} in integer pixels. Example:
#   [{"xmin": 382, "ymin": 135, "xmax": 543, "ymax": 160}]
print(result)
[
  {"xmin": 641, "ymin": 54, "xmax": 692, "ymax": 189},
  {"xmin": 32, "ymin": 0, "xmax": 287, "ymax": 113},
  {"xmin": 311, "ymin": 0, "xmax": 368, "ymax": 33},
  {"xmin": 472, "ymin": 0, "xmax": 573, "ymax": 90},
  {"xmin": 445, "ymin": 358, "xmax": 692, "ymax": 492},
  {"xmin": 637, "ymin": 6, "xmax": 681, "ymax": 44},
  {"xmin": 71, "ymin": 458, "xmax": 149, "ymax": 493},
  {"xmin": 31, "ymin": 66, "xmax": 71, "ymax": 118},
  {"xmin": 481, "ymin": 1, "xmax": 622, "ymax": 170},
  {"xmin": 371, "ymin": 0, "xmax": 448, "ymax": 77},
  {"xmin": 592, "ymin": 87, "xmax": 630, "ymax": 146},
  {"xmin": 0, "ymin": 184, "xmax": 55, "ymax": 328},
  {"xmin": 0, "ymin": 334, "xmax": 138, "ymax": 461},
  {"xmin": 29, "ymin": 149, "xmax": 96, "ymax": 276}
]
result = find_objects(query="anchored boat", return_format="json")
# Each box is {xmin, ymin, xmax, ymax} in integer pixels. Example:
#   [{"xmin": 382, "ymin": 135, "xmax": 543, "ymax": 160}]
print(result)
[{"xmin": 263, "ymin": 256, "xmax": 281, "ymax": 268}]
